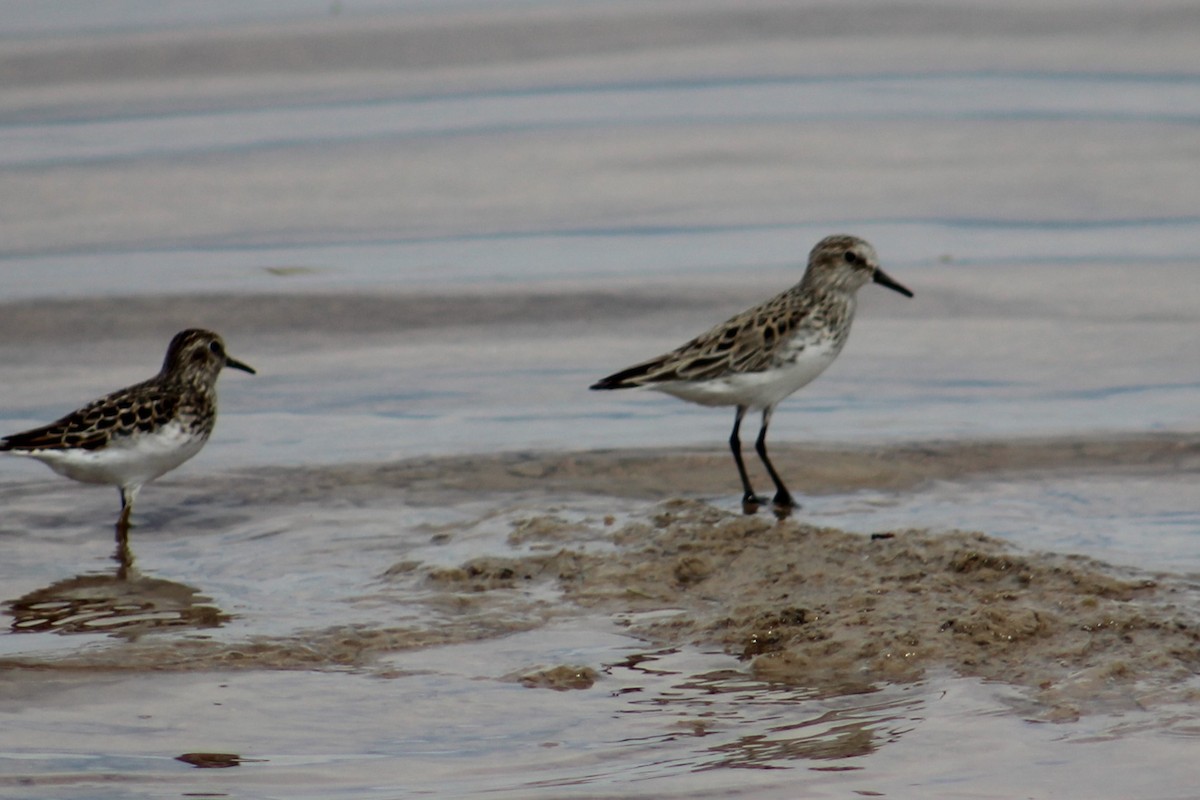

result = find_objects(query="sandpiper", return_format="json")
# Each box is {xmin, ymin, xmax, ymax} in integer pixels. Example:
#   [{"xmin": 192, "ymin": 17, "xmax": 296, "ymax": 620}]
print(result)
[
  {"xmin": 590, "ymin": 234, "xmax": 912, "ymax": 515},
  {"xmin": 1, "ymin": 329, "xmax": 255, "ymax": 536}
]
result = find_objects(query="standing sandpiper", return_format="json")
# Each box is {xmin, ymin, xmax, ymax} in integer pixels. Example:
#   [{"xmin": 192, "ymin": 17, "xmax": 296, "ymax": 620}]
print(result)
[
  {"xmin": 590, "ymin": 234, "xmax": 912, "ymax": 515},
  {"xmin": 1, "ymin": 329, "xmax": 255, "ymax": 539}
]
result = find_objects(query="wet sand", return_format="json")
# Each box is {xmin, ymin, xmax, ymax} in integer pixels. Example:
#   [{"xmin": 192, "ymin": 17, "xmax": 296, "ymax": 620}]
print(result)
[{"xmin": 241, "ymin": 433, "xmax": 1200, "ymax": 502}]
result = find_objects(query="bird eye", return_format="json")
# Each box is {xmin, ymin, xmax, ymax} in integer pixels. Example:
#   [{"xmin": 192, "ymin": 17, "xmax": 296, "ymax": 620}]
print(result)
[
  {"xmin": 843, "ymin": 251, "xmax": 859, "ymax": 265},
  {"xmin": 209, "ymin": 341, "xmax": 224, "ymax": 357}
]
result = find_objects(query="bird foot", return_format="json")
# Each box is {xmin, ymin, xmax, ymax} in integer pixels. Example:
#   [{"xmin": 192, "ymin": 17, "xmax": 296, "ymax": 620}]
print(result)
[
  {"xmin": 741, "ymin": 494, "xmax": 769, "ymax": 515},
  {"xmin": 771, "ymin": 493, "xmax": 798, "ymax": 520}
]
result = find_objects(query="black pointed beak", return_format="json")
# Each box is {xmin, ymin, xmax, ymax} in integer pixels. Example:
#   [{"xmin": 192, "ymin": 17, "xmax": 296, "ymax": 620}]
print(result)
[
  {"xmin": 225, "ymin": 356, "xmax": 256, "ymax": 375},
  {"xmin": 873, "ymin": 267, "xmax": 913, "ymax": 298}
]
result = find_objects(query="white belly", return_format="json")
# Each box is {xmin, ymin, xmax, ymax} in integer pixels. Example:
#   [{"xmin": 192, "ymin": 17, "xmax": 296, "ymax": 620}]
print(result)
[
  {"xmin": 12, "ymin": 421, "xmax": 209, "ymax": 490},
  {"xmin": 652, "ymin": 339, "xmax": 842, "ymax": 410}
]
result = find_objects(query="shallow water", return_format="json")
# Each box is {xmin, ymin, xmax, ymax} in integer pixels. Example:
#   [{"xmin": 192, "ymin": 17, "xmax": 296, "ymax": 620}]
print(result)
[
  {"xmin": 2, "ymin": 447, "xmax": 1198, "ymax": 799},
  {"xmin": 2, "ymin": 1, "xmax": 1199, "ymax": 798},
  {"xmin": 4, "ymin": 647, "xmax": 1198, "ymax": 800}
]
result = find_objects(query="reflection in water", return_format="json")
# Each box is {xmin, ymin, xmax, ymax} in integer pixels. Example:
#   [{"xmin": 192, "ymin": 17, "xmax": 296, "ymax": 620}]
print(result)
[
  {"xmin": 176, "ymin": 752, "xmax": 265, "ymax": 769},
  {"xmin": 6, "ymin": 540, "xmax": 229, "ymax": 639},
  {"xmin": 601, "ymin": 649, "xmax": 921, "ymax": 773},
  {"xmin": 699, "ymin": 702, "xmax": 907, "ymax": 767}
]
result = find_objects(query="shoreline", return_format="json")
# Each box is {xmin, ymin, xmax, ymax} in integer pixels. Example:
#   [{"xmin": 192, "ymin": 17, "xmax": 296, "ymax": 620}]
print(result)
[{"xmin": 211, "ymin": 432, "xmax": 1200, "ymax": 505}]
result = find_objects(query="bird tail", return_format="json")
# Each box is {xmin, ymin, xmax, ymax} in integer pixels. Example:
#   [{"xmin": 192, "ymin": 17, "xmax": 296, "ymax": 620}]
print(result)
[
  {"xmin": 589, "ymin": 357, "xmax": 670, "ymax": 390},
  {"xmin": 0, "ymin": 430, "xmax": 45, "ymax": 451}
]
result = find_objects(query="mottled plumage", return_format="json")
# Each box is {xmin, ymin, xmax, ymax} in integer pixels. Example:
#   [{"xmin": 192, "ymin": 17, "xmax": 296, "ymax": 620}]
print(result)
[
  {"xmin": 591, "ymin": 234, "xmax": 912, "ymax": 514},
  {"xmin": 2, "ymin": 329, "xmax": 255, "ymax": 533}
]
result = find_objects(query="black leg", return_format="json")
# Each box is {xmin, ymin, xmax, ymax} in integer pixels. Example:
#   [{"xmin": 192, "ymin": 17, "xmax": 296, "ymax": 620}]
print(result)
[
  {"xmin": 754, "ymin": 407, "xmax": 796, "ymax": 513},
  {"xmin": 116, "ymin": 486, "xmax": 136, "ymax": 540},
  {"xmin": 730, "ymin": 405, "xmax": 766, "ymax": 513},
  {"xmin": 113, "ymin": 487, "xmax": 137, "ymax": 571}
]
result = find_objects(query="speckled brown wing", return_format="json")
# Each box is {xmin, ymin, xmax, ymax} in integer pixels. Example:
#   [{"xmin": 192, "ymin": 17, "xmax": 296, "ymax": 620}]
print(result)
[
  {"xmin": 0, "ymin": 381, "xmax": 180, "ymax": 453},
  {"xmin": 591, "ymin": 290, "xmax": 804, "ymax": 388}
]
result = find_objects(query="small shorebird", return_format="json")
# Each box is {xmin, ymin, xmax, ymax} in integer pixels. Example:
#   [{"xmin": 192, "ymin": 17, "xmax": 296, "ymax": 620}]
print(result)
[
  {"xmin": 591, "ymin": 234, "xmax": 912, "ymax": 515},
  {"xmin": 1, "ymin": 329, "xmax": 255, "ymax": 539}
]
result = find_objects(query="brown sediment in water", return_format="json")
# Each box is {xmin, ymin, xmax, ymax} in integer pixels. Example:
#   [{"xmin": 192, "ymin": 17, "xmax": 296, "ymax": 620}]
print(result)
[
  {"xmin": 0, "ymin": 616, "xmax": 555, "ymax": 675},
  {"xmin": 423, "ymin": 499, "xmax": 1200, "ymax": 718},
  {"xmin": 503, "ymin": 664, "xmax": 601, "ymax": 691}
]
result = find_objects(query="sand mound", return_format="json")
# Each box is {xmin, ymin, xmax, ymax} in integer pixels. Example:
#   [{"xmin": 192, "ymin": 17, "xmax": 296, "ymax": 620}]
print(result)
[{"xmin": 431, "ymin": 499, "xmax": 1200, "ymax": 717}]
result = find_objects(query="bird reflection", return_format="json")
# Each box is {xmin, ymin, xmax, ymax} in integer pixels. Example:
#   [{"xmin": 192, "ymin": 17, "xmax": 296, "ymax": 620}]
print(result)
[{"xmin": 7, "ymin": 536, "xmax": 229, "ymax": 639}]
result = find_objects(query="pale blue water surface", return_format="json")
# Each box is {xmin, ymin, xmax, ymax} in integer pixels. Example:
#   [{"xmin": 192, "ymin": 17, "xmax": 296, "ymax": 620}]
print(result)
[{"xmin": 1, "ymin": 2, "xmax": 1199, "ymax": 798}]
